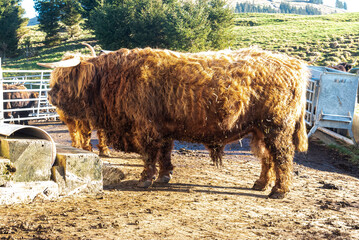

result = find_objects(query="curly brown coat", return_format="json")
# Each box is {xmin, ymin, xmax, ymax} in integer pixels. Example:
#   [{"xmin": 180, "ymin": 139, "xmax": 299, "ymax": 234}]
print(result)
[{"xmin": 47, "ymin": 47, "xmax": 309, "ymax": 199}]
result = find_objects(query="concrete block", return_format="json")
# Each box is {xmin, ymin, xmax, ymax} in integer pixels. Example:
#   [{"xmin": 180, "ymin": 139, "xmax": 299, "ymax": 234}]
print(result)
[
  {"xmin": 0, "ymin": 135, "xmax": 53, "ymax": 182},
  {"xmin": 52, "ymin": 144, "xmax": 103, "ymax": 195},
  {"xmin": 0, "ymin": 181, "xmax": 59, "ymax": 205}
]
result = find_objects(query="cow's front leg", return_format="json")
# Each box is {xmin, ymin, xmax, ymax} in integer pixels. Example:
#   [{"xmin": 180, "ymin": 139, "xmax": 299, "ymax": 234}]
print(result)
[
  {"xmin": 97, "ymin": 129, "xmax": 111, "ymax": 157},
  {"xmin": 138, "ymin": 149, "xmax": 159, "ymax": 188},
  {"xmin": 79, "ymin": 120, "xmax": 93, "ymax": 152},
  {"xmin": 156, "ymin": 140, "xmax": 174, "ymax": 184}
]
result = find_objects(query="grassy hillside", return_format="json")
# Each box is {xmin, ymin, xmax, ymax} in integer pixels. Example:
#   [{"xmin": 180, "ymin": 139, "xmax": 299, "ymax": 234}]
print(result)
[
  {"xmin": 2, "ymin": 12, "xmax": 359, "ymax": 70},
  {"xmin": 2, "ymin": 25, "xmax": 98, "ymax": 71},
  {"xmin": 233, "ymin": 12, "xmax": 359, "ymax": 66}
]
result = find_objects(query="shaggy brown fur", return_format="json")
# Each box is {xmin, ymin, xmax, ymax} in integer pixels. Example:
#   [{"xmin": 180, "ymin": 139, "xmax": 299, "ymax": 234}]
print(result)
[
  {"xmin": 57, "ymin": 109, "xmax": 110, "ymax": 156},
  {"xmin": 46, "ymin": 47, "xmax": 309, "ymax": 199},
  {"xmin": 328, "ymin": 59, "xmax": 357, "ymax": 72},
  {"xmin": 3, "ymin": 84, "xmax": 39, "ymax": 125},
  {"xmin": 328, "ymin": 62, "xmax": 353, "ymax": 72},
  {"xmin": 48, "ymin": 53, "xmax": 111, "ymax": 157}
]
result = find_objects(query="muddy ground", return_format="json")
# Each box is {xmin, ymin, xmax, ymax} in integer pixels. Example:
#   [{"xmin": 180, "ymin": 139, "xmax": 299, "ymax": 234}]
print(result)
[{"xmin": 0, "ymin": 120, "xmax": 359, "ymax": 240}]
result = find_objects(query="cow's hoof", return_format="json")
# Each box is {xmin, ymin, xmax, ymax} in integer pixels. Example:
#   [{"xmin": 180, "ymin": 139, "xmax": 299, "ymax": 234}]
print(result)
[
  {"xmin": 99, "ymin": 150, "xmax": 111, "ymax": 157},
  {"xmin": 252, "ymin": 181, "xmax": 268, "ymax": 191},
  {"xmin": 268, "ymin": 191, "xmax": 287, "ymax": 199},
  {"xmin": 137, "ymin": 180, "xmax": 153, "ymax": 188},
  {"xmin": 156, "ymin": 175, "xmax": 172, "ymax": 184}
]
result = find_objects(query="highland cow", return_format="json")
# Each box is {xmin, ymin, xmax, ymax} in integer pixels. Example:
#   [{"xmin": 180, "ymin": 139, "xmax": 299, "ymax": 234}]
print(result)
[
  {"xmin": 328, "ymin": 59, "xmax": 357, "ymax": 72},
  {"xmin": 38, "ymin": 47, "xmax": 309, "ymax": 199},
  {"xmin": 3, "ymin": 84, "xmax": 39, "ymax": 125}
]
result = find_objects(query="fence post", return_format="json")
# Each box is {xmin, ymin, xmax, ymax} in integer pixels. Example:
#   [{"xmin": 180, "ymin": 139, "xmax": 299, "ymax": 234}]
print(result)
[
  {"xmin": 0, "ymin": 58, "xmax": 4, "ymax": 124},
  {"xmin": 37, "ymin": 71, "xmax": 44, "ymax": 118}
]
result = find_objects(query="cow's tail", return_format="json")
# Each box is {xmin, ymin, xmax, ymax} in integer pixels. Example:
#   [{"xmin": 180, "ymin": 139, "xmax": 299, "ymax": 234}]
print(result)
[{"xmin": 293, "ymin": 107, "xmax": 308, "ymax": 152}]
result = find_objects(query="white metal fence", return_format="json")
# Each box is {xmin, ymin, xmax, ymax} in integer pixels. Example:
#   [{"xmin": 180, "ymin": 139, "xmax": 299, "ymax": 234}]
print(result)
[{"xmin": 0, "ymin": 60, "xmax": 58, "ymax": 124}]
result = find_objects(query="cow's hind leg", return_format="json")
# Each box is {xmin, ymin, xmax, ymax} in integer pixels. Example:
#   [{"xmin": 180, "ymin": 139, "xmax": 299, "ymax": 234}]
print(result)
[
  {"xmin": 207, "ymin": 144, "xmax": 225, "ymax": 167},
  {"xmin": 138, "ymin": 147, "xmax": 160, "ymax": 188},
  {"xmin": 264, "ymin": 129, "xmax": 295, "ymax": 199},
  {"xmin": 156, "ymin": 140, "xmax": 174, "ymax": 184},
  {"xmin": 251, "ymin": 130, "xmax": 275, "ymax": 191}
]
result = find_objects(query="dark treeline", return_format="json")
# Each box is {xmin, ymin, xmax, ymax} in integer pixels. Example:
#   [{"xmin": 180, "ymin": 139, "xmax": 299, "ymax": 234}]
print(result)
[
  {"xmin": 33, "ymin": 0, "xmax": 236, "ymax": 52},
  {"xmin": 0, "ymin": 0, "xmax": 27, "ymax": 58},
  {"xmin": 336, "ymin": 0, "xmax": 347, "ymax": 10},
  {"xmin": 235, "ymin": 2, "xmax": 322, "ymax": 15}
]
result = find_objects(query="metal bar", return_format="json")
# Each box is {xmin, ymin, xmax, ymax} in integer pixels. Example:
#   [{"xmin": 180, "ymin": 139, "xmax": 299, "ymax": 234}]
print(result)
[
  {"xmin": 318, "ymin": 127, "xmax": 354, "ymax": 146},
  {"xmin": 0, "ymin": 58, "xmax": 3, "ymax": 124},
  {"xmin": 3, "ymin": 89, "xmax": 43, "ymax": 93},
  {"xmin": 2, "ymin": 70, "xmax": 52, "ymax": 73},
  {"xmin": 2, "ymin": 115, "xmax": 59, "ymax": 122},
  {"xmin": 37, "ymin": 72, "xmax": 44, "ymax": 118},
  {"xmin": 3, "ymin": 98, "xmax": 38, "ymax": 102}
]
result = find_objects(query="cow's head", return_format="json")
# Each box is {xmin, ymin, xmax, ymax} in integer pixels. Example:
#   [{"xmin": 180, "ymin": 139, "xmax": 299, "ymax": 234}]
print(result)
[
  {"xmin": 37, "ymin": 43, "xmax": 97, "ymax": 99},
  {"xmin": 37, "ymin": 43, "xmax": 98, "ymax": 118}
]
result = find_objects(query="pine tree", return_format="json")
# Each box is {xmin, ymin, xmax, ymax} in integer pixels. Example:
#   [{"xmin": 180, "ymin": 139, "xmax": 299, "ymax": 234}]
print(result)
[
  {"xmin": 79, "ymin": 0, "xmax": 104, "ymax": 28},
  {"xmin": 0, "ymin": 0, "xmax": 27, "ymax": 58},
  {"xmin": 206, "ymin": 0, "xmax": 235, "ymax": 50},
  {"xmin": 88, "ymin": 0, "xmax": 235, "ymax": 52},
  {"xmin": 34, "ymin": 0, "xmax": 62, "ymax": 46},
  {"xmin": 335, "ymin": 0, "xmax": 345, "ymax": 9},
  {"xmin": 165, "ymin": 0, "xmax": 212, "ymax": 51},
  {"xmin": 61, "ymin": 0, "xmax": 83, "ymax": 38}
]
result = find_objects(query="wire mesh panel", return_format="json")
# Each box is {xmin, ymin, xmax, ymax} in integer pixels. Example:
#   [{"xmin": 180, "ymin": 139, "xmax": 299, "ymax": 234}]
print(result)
[
  {"xmin": 305, "ymin": 78, "xmax": 319, "ymax": 126},
  {"xmin": 0, "ymin": 69, "xmax": 58, "ymax": 124}
]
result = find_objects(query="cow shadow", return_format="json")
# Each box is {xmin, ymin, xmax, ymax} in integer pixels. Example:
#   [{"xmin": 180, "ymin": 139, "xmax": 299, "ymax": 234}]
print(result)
[
  {"xmin": 105, "ymin": 180, "xmax": 267, "ymax": 199},
  {"xmin": 175, "ymin": 138, "xmax": 359, "ymax": 180}
]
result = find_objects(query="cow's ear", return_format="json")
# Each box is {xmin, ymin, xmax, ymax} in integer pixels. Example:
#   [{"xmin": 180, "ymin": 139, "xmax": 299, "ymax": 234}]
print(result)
[{"xmin": 75, "ymin": 62, "xmax": 96, "ymax": 97}]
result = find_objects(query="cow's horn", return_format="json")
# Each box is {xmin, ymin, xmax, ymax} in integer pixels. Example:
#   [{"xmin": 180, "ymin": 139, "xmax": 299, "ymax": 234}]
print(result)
[
  {"xmin": 81, "ymin": 42, "xmax": 96, "ymax": 57},
  {"xmin": 350, "ymin": 58, "xmax": 357, "ymax": 66},
  {"xmin": 100, "ymin": 50, "xmax": 112, "ymax": 55},
  {"xmin": 308, "ymin": 55, "xmax": 319, "ymax": 65},
  {"xmin": 37, "ymin": 58, "xmax": 81, "ymax": 68}
]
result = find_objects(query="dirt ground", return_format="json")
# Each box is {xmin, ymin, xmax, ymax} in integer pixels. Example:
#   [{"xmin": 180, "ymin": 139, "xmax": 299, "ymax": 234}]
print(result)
[{"xmin": 0, "ymin": 120, "xmax": 359, "ymax": 240}]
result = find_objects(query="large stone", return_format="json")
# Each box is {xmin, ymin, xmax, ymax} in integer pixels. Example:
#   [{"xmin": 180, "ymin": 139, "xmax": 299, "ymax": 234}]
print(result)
[
  {"xmin": 52, "ymin": 144, "xmax": 103, "ymax": 195},
  {"xmin": 103, "ymin": 162, "xmax": 126, "ymax": 188},
  {"xmin": 0, "ymin": 135, "xmax": 53, "ymax": 182},
  {"xmin": 0, "ymin": 181, "xmax": 59, "ymax": 205}
]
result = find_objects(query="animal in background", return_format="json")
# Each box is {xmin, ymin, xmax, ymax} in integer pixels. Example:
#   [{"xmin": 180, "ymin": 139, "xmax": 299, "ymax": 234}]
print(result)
[{"xmin": 3, "ymin": 84, "xmax": 39, "ymax": 125}]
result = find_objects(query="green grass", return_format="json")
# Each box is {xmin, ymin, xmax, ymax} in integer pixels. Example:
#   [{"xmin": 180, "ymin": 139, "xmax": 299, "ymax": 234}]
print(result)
[
  {"xmin": 233, "ymin": 12, "xmax": 359, "ymax": 66},
  {"xmin": 328, "ymin": 144, "xmax": 359, "ymax": 165},
  {"xmin": 2, "ymin": 12, "xmax": 359, "ymax": 70},
  {"xmin": 2, "ymin": 25, "xmax": 99, "ymax": 70}
]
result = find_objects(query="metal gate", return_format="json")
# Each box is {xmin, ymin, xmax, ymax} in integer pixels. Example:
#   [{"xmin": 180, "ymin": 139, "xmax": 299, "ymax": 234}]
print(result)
[
  {"xmin": 0, "ymin": 65, "xmax": 58, "ymax": 124},
  {"xmin": 306, "ymin": 66, "xmax": 359, "ymax": 144}
]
